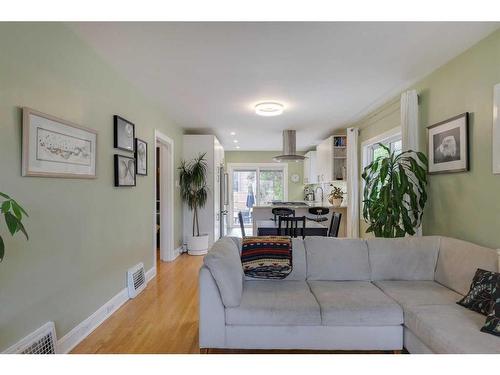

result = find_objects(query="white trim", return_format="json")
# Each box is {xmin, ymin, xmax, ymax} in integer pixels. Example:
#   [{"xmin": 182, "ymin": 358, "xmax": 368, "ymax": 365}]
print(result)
[
  {"xmin": 226, "ymin": 162, "xmax": 289, "ymax": 228},
  {"xmin": 57, "ymin": 288, "xmax": 129, "ymax": 353},
  {"xmin": 145, "ymin": 266, "xmax": 156, "ymax": 283},
  {"xmin": 154, "ymin": 130, "xmax": 176, "ymax": 263}
]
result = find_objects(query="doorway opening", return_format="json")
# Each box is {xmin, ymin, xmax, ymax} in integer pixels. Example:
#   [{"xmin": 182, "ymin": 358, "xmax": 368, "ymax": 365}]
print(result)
[{"xmin": 154, "ymin": 130, "xmax": 176, "ymax": 268}]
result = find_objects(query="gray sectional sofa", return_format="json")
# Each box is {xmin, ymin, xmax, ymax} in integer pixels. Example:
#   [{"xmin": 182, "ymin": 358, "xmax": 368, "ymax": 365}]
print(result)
[{"xmin": 199, "ymin": 236, "xmax": 500, "ymax": 353}]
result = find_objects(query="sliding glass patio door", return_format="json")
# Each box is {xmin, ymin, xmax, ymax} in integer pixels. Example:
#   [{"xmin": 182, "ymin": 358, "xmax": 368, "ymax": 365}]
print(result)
[{"xmin": 229, "ymin": 164, "xmax": 287, "ymax": 228}]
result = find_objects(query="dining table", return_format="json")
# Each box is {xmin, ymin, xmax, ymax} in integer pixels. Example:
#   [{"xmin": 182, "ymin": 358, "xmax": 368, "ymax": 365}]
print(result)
[{"xmin": 256, "ymin": 219, "xmax": 328, "ymax": 237}]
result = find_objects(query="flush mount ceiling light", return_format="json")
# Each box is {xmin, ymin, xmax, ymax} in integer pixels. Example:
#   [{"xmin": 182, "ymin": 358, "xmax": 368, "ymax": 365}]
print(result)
[{"xmin": 255, "ymin": 102, "xmax": 284, "ymax": 117}]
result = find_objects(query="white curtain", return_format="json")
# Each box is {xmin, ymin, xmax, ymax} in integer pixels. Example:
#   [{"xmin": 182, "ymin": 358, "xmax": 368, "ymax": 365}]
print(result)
[
  {"xmin": 346, "ymin": 127, "xmax": 359, "ymax": 238},
  {"xmin": 401, "ymin": 90, "xmax": 419, "ymax": 151},
  {"xmin": 400, "ymin": 90, "xmax": 422, "ymax": 235}
]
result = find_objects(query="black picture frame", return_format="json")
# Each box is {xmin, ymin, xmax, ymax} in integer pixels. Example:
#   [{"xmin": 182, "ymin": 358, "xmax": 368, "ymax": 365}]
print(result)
[
  {"xmin": 135, "ymin": 138, "xmax": 148, "ymax": 176},
  {"xmin": 427, "ymin": 112, "xmax": 469, "ymax": 174},
  {"xmin": 114, "ymin": 154, "xmax": 136, "ymax": 187},
  {"xmin": 113, "ymin": 115, "xmax": 135, "ymax": 152}
]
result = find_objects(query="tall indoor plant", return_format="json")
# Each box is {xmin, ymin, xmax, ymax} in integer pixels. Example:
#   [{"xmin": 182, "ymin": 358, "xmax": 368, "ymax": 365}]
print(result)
[
  {"xmin": 179, "ymin": 153, "xmax": 209, "ymax": 255},
  {"xmin": 0, "ymin": 192, "xmax": 28, "ymax": 262},
  {"xmin": 362, "ymin": 144, "xmax": 428, "ymax": 238}
]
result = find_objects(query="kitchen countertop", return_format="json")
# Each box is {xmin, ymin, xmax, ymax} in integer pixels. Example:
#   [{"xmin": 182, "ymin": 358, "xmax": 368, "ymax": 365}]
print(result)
[{"xmin": 253, "ymin": 201, "xmax": 348, "ymax": 209}]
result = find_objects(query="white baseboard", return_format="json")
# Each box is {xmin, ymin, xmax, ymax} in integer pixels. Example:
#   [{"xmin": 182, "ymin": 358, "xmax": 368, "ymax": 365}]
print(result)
[
  {"xmin": 58, "ymin": 263, "xmax": 159, "ymax": 353},
  {"xmin": 46, "ymin": 262, "xmax": 161, "ymax": 354},
  {"xmin": 145, "ymin": 266, "xmax": 156, "ymax": 283},
  {"xmin": 57, "ymin": 287, "xmax": 129, "ymax": 353}
]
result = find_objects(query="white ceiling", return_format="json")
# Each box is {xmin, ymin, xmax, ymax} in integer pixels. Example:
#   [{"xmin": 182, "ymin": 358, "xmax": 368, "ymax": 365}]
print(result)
[{"xmin": 69, "ymin": 22, "xmax": 498, "ymax": 151}]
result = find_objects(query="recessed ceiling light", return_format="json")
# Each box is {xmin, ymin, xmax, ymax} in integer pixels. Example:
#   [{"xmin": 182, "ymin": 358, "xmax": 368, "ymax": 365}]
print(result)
[
  {"xmin": 233, "ymin": 139, "xmax": 238, "ymax": 143},
  {"xmin": 255, "ymin": 102, "xmax": 284, "ymax": 117},
  {"xmin": 230, "ymin": 131, "xmax": 236, "ymax": 136},
  {"xmin": 235, "ymin": 146, "xmax": 240, "ymax": 149}
]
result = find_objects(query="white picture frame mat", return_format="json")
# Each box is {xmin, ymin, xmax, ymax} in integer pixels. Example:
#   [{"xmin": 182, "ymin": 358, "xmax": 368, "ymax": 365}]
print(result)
[
  {"xmin": 23, "ymin": 109, "xmax": 97, "ymax": 177},
  {"xmin": 428, "ymin": 116, "xmax": 467, "ymax": 173}
]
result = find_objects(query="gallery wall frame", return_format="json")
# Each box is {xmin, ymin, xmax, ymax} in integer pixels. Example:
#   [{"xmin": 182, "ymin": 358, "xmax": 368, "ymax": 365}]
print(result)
[
  {"xmin": 135, "ymin": 138, "xmax": 148, "ymax": 176},
  {"xmin": 427, "ymin": 112, "xmax": 469, "ymax": 175},
  {"xmin": 114, "ymin": 154, "xmax": 136, "ymax": 187},
  {"xmin": 493, "ymin": 83, "xmax": 500, "ymax": 174},
  {"xmin": 113, "ymin": 115, "xmax": 135, "ymax": 152},
  {"xmin": 22, "ymin": 107, "xmax": 98, "ymax": 179}
]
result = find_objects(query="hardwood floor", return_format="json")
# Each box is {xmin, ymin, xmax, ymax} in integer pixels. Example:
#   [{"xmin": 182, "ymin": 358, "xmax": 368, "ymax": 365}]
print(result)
[
  {"xmin": 72, "ymin": 251, "xmax": 405, "ymax": 354},
  {"xmin": 72, "ymin": 252, "xmax": 204, "ymax": 354}
]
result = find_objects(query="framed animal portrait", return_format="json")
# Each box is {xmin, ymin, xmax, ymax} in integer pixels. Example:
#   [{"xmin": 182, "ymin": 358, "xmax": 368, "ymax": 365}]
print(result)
[
  {"xmin": 114, "ymin": 115, "xmax": 135, "ymax": 152},
  {"xmin": 427, "ymin": 113, "xmax": 469, "ymax": 174},
  {"xmin": 135, "ymin": 138, "xmax": 147, "ymax": 176},
  {"xmin": 22, "ymin": 107, "xmax": 97, "ymax": 178},
  {"xmin": 114, "ymin": 154, "xmax": 136, "ymax": 187}
]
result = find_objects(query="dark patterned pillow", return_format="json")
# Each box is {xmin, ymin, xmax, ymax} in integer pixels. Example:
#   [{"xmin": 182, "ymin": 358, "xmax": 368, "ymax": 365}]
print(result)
[
  {"xmin": 457, "ymin": 269, "xmax": 499, "ymax": 316},
  {"xmin": 481, "ymin": 277, "xmax": 499, "ymax": 336},
  {"xmin": 241, "ymin": 236, "xmax": 292, "ymax": 279}
]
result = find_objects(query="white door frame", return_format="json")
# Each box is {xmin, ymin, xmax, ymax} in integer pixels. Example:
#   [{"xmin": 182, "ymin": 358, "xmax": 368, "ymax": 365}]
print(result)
[
  {"xmin": 227, "ymin": 162, "xmax": 288, "ymax": 228},
  {"xmin": 154, "ymin": 130, "xmax": 176, "ymax": 265}
]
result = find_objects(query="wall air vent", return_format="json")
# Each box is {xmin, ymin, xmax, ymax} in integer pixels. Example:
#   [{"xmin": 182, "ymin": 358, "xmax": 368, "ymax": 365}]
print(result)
[
  {"xmin": 127, "ymin": 262, "xmax": 147, "ymax": 298},
  {"xmin": 4, "ymin": 321, "xmax": 57, "ymax": 354}
]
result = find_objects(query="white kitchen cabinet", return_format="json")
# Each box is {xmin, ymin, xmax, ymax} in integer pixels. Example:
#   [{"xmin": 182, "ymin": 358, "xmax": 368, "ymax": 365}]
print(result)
[
  {"xmin": 303, "ymin": 150, "xmax": 318, "ymax": 184},
  {"xmin": 315, "ymin": 135, "xmax": 347, "ymax": 183}
]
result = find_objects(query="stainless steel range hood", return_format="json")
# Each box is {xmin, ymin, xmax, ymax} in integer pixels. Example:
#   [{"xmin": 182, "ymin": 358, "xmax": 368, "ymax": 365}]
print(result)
[{"xmin": 273, "ymin": 130, "xmax": 306, "ymax": 162}]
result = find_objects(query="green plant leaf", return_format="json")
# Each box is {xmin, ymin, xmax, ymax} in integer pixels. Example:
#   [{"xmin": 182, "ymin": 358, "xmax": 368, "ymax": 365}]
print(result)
[
  {"xmin": 0, "ymin": 235, "xmax": 4, "ymax": 262},
  {"xmin": 11, "ymin": 200, "xmax": 28, "ymax": 218},
  {"xmin": 17, "ymin": 220, "xmax": 29, "ymax": 240},
  {"xmin": 1, "ymin": 200, "xmax": 11, "ymax": 213},
  {"xmin": 0, "ymin": 192, "xmax": 10, "ymax": 200},
  {"xmin": 5, "ymin": 212, "xmax": 19, "ymax": 235}
]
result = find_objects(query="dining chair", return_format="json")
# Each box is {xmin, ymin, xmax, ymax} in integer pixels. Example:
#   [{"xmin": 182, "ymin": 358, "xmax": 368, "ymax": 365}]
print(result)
[
  {"xmin": 271, "ymin": 207, "xmax": 295, "ymax": 222},
  {"xmin": 328, "ymin": 212, "xmax": 342, "ymax": 237},
  {"xmin": 307, "ymin": 207, "xmax": 329, "ymax": 222},
  {"xmin": 278, "ymin": 216, "xmax": 306, "ymax": 239},
  {"xmin": 238, "ymin": 211, "xmax": 246, "ymax": 237}
]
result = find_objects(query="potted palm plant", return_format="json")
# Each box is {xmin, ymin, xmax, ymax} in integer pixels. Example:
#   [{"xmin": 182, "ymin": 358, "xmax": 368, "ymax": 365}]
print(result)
[
  {"xmin": 362, "ymin": 144, "xmax": 428, "ymax": 237},
  {"xmin": 328, "ymin": 185, "xmax": 344, "ymax": 207},
  {"xmin": 179, "ymin": 153, "xmax": 209, "ymax": 255},
  {"xmin": 0, "ymin": 192, "xmax": 28, "ymax": 262}
]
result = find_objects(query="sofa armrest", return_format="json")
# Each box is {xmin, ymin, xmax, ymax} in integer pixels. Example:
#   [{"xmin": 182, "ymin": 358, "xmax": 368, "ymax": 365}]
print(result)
[{"xmin": 199, "ymin": 265, "xmax": 226, "ymax": 349}]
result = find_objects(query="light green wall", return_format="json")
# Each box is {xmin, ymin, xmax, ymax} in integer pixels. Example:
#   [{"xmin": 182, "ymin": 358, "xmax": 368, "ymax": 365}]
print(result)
[
  {"xmin": 0, "ymin": 23, "xmax": 183, "ymax": 351},
  {"xmin": 225, "ymin": 151, "xmax": 306, "ymax": 201},
  {"xmin": 356, "ymin": 28, "xmax": 500, "ymax": 249}
]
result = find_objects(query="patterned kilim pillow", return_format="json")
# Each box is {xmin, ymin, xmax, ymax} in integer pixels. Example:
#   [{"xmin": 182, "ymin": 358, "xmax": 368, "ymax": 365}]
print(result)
[
  {"xmin": 481, "ymin": 276, "xmax": 500, "ymax": 336},
  {"xmin": 241, "ymin": 236, "xmax": 292, "ymax": 279},
  {"xmin": 457, "ymin": 269, "xmax": 499, "ymax": 316}
]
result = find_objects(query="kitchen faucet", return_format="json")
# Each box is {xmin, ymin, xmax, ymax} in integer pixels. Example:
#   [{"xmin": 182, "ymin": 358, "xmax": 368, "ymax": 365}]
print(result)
[{"xmin": 315, "ymin": 185, "xmax": 324, "ymax": 203}]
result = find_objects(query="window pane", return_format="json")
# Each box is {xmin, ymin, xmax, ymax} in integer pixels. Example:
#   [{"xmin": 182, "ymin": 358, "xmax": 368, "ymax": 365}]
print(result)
[
  {"xmin": 258, "ymin": 170, "xmax": 284, "ymax": 205},
  {"xmin": 372, "ymin": 145, "xmax": 389, "ymax": 161},
  {"xmin": 391, "ymin": 140, "xmax": 402, "ymax": 155},
  {"xmin": 231, "ymin": 170, "xmax": 256, "ymax": 226}
]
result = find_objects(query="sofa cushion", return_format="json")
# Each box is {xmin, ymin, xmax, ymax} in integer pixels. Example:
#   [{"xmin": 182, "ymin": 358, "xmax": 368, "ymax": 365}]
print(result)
[
  {"xmin": 308, "ymin": 281, "xmax": 403, "ymax": 326},
  {"xmin": 404, "ymin": 304, "xmax": 500, "ymax": 353},
  {"xmin": 203, "ymin": 237, "xmax": 243, "ymax": 307},
  {"xmin": 305, "ymin": 237, "xmax": 370, "ymax": 281},
  {"xmin": 367, "ymin": 236, "xmax": 440, "ymax": 281},
  {"xmin": 373, "ymin": 280, "xmax": 463, "ymax": 308},
  {"xmin": 435, "ymin": 236, "xmax": 499, "ymax": 296},
  {"xmin": 225, "ymin": 281, "xmax": 321, "ymax": 326}
]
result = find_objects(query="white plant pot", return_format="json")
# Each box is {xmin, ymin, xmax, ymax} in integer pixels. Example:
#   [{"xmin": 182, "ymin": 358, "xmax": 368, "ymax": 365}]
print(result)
[
  {"xmin": 329, "ymin": 197, "xmax": 343, "ymax": 208},
  {"xmin": 187, "ymin": 234, "xmax": 209, "ymax": 256}
]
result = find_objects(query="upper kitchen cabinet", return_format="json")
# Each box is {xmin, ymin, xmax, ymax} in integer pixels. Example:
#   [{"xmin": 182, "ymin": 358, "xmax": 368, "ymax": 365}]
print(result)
[
  {"xmin": 316, "ymin": 135, "xmax": 347, "ymax": 183},
  {"xmin": 303, "ymin": 150, "xmax": 318, "ymax": 184}
]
